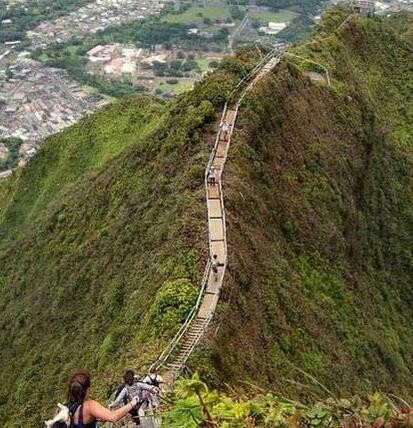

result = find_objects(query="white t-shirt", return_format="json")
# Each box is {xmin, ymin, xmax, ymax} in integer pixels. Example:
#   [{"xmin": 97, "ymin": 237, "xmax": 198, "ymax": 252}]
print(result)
[{"xmin": 221, "ymin": 122, "xmax": 230, "ymax": 132}]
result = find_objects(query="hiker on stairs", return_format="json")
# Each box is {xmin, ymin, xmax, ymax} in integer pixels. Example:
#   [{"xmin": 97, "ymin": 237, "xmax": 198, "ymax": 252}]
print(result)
[
  {"xmin": 143, "ymin": 369, "xmax": 164, "ymax": 408},
  {"xmin": 67, "ymin": 371, "xmax": 139, "ymax": 427},
  {"xmin": 220, "ymin": 120, "xmax": 230, "ymax": 142},
  {"xmin": 208, "ymin": 165, "xmax": 216, "ymax": 186},
  {"xmin": 109, "ymin": 370, "xmax": 157, "ymax": 427},
  {"xmin": 211, "ymin": 254, "xmax": 224, "ymax": 282},
  {"xmin": 143, "ymin": 368, "xmax": 164, "ymax": 390}
]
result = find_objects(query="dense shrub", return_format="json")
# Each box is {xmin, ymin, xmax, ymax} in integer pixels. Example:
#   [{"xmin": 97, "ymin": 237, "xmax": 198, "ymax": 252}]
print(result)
[{"xmin": 147, "ymin": 278, "xmax": 198, "ymax": 335}]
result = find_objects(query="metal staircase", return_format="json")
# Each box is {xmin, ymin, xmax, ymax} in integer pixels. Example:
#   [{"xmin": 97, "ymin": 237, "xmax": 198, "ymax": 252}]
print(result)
[{"xmin": 149, "ymin": 49, "xmax": 283, "ymax": 388}]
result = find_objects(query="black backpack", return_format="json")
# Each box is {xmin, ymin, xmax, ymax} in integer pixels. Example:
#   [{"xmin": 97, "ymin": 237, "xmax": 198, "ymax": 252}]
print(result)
[{"xmin": 146, "ymin": 375, "xmax": 160, "ymax": 388}]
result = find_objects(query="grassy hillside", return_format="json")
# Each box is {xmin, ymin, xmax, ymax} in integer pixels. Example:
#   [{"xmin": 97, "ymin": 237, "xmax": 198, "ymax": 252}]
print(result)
[
  {"xmin": 0, "ymin": 98, "xmax": 163, "ymax": 242},
  {"xmin": 1, "ymin": 8, "xmax": 413, "ymax": 427},
  {"xmin": 195, "ymin": 9, "xmax": 413, "ymax": 399},
  {"xmin": 0, "ymin": 59, "xmax": 251, "ymax": 426}
]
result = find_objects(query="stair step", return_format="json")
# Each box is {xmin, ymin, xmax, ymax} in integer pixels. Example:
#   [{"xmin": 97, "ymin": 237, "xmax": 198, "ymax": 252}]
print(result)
[
  {"xmin": 167, "ymin": 363, "xmax": 183, "ymax": 369},
  {"xmin": 188, "ymin": 328, "xmax": 202, "ymax": 332},
  {"xmin": 181, "ymin": 341, "xmax": 194, "ymax": 346},
  {"xmin": 177, "ymin": 349, "xmax": 192, "ymax": 355},
  {"xmin": 180, "ymin": 345, "xmax": 195, "ymax": 350},
  {"xmin": 188, "ymin": 329, "xmax": 203, "ymax": 334},
  {"xmin": 178, "ymin": 346, "xmax": 192, "ymax": 351},
  {"xmin": 177, "ymin": 347, "xmax": 191, "ymax": 352},
  {"xmin": 188, "ymin": 327, "xmax": 203, "ymax": 333}
]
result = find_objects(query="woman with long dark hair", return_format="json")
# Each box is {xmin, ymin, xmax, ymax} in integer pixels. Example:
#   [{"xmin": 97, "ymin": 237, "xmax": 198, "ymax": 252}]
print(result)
[{"xmin": 67, "ymin": 371, "xmax": 138, "ymax": 427}]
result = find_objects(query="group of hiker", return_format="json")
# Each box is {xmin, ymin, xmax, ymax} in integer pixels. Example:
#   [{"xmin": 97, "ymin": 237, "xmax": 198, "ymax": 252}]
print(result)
[
  {"xmin": 47, "ymin": 369, "xmax": 163, "ymax": 427},
  {"xmin": 109, "ymin": 369, "xmax": 163, "ymax": 426},
  {"xmin": 207, "ymin": 119, "xmax": 229, "ymax": 282}
]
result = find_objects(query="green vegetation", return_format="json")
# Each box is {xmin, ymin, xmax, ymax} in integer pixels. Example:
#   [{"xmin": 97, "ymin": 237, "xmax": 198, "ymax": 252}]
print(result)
[
  {"xmin": 0, "ymin": 138, "xmax": 23, "ymax": 172},
  {"xmin": 196, "ymin": 58, "xmax": 215, "ymax": 72},
  {"xmin": 147, "ymin": 278, "xmax": 198, "ymax": 335},
  {"xmin": 256, "ymin": 0, "xmax": 325, "ymax": 13},
  {"xmin": 204, "ymin": 8, "xmax": 413, "ymax": 400},
  {"xmin": 153, "ymin": 59, "xmax": 201, "ymax": 77},
  {"xmin": 165, "ymin": 374, "xmax": 413, "ymax": 427},
  {"xmin": 0, "ymin": 97, "xmax": 164, "ymax": 241},
  {"xmin": 249, "ymin": 9, "xmax": 299, "ymax": 23},
  {"xmin": 157, "ymin": 80, "xmax": 194, "ymax": 95},
  {"xmin": 0, "ymin": 56, "xmax": 246, "ymax": 426},
  {"xmin": 161, "ymin": 5, "xmax": 231, "ymax": 24},
  {"xmin": 2, "ymin": 8, "xmax": 413, "ymax": 427}
]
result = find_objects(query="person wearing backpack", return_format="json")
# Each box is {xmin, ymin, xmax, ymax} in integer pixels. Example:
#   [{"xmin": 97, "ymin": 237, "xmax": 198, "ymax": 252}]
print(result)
[
  {"xmin": 142, "ymin": 369, "xmax": 164, "ymax": 409},
  {"xmin": 109, "ymin": 369, "xmax": 156, "ymax": 426},
  {"xmin": 47, "ymin": 370, "xmax": 138, "ymax": 428}
]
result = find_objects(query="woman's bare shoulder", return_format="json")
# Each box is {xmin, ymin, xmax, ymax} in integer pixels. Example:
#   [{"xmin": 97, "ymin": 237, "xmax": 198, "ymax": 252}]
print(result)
[
  {"xmin": 85, "ymin": 398, "xmax": 100, "ymax": 408},
  {"xmin": 85, "ymin": 398, "xmax": 114, "ymax": 421}
]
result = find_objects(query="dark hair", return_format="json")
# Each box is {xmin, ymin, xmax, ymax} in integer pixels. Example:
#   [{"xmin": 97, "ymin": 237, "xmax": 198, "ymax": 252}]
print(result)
[
  {"xmin": 123, "ymin": 370, "xmax": 135, "ymax": 386},
  {"xmin": 68, "ymin": 371, "xmax": 91, "ymax": 403}
]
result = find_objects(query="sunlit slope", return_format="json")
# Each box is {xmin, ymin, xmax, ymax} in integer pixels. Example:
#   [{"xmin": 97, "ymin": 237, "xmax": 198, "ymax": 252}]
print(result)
[
  {"xmin": 0, "ymin": 97, "xmax": 163, "ymax": 242},
  {"xmin": 0, "ymin": 64, "xmax": 244, "ymax": 426}
]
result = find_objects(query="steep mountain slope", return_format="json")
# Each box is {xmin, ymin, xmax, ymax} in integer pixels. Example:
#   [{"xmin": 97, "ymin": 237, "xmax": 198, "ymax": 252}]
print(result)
[
  {"xmin": 199, "ymin": 9, "xmax": 413, "ymax": 398},
  {"xmin": 0, "ymin": 97, "xmax": 163, "ymax": 242},
  {"xmin": 1, "ymin": 8, "xmax": 413, "ymax": 427},
  {"xmin": 0, "ymin": 65, "xmax": 245, "ymax": 426}
]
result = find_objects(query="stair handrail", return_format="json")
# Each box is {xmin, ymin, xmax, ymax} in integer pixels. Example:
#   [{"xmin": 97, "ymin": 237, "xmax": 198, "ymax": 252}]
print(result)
[
  {"xmin": 205, "ymin": 102, "xmax": 228, "ymax": 183},
  {"xmin": 237, "ymin": 53, "xmax": 283, "ymax": 106},
  {"xmin": 228, "ymin": 48, "xmax": 279, "ymax": 103},
  {"xmin": 151, "ymin": 259, "xmax": 211, "ymax": 371},
  {"xmin": 172, "ymin": 312, "xmax": 214, "ymax": 381},
  {"xmin": 228, "ymin": 51, "xmax": 272, "ymax": 99},
  {"xmin": 152, "ymin": 101, "xmax": 229, "ymax": 373}
]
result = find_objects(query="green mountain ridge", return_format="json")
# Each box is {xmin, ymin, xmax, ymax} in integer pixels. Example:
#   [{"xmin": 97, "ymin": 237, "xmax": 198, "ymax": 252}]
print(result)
[
  {"xmin": 207, "ymin": 9, "xmax": 413, "ymax": 396},
  {"xmin": 1, "ymin": 8, "xmax": 413, "ymax": 427}
]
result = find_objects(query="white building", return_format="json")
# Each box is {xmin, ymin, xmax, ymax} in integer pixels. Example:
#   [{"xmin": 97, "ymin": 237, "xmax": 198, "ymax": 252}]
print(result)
[{"xmin": 259, "ymin": 22, "xmax": 288, "ymax": 35}]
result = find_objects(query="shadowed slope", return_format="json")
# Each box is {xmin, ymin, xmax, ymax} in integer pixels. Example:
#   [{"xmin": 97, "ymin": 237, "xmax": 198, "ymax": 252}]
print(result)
[{"xmin": 200, "ymin": 12, "xmax": 413, "ymax": 399}]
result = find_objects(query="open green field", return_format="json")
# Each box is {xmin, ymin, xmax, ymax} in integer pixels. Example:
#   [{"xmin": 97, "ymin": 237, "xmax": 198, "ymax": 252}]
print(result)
[
  {"xmin": 157, "ymin": 79, "xmax": 194, "ymax": 94},
  {"xmin": 161, "ymin": 5, "xmax": 231, "ymax": 24},
  {"xmin": 195, "ymin": 58, "xmax": 213, "ymax": 72},
  {"xmin": 249, "ymin": 9, "xmax": 299, "ymax": 23}
]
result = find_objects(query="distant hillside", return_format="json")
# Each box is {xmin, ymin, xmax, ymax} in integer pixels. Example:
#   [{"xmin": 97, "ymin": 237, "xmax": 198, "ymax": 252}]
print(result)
[{"xmin": 1, "ymin": 7, "xmax": 413, "ymax": 427}]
